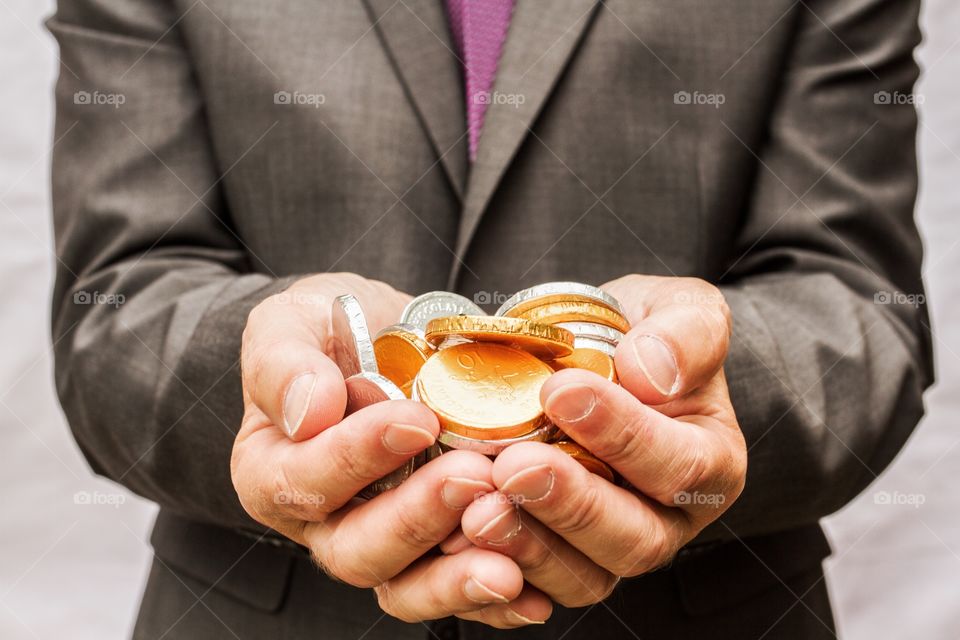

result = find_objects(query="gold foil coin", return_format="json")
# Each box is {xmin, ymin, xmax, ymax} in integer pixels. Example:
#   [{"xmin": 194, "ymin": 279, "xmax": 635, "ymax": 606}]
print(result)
[
  {"xmin": 504, "ymin": 300, "xmax": 631, "ymax": 334},
  {"xmin": 424, "ymin": 315, "xmax": 574, "ymax": 359},
  {"xmin": 374, "ymin": 324, "xmax": 433, "ymax": 397},
  {"xmin": 415, "ymin": 342, "xmax": 554, "ymax": 440},
  {"xmin": 551, "ymin": 347, "xmax": 618, "ymax": 382},
  {"xmin": 553, "ymin": 440, "xmax": 615, "ymax": 483}
]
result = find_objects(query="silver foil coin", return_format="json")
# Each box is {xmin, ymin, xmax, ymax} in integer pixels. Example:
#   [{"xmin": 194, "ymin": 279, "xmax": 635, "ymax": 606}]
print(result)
[
  {"xmin": 374, "ymin": 322, "xmax": 427, "ymax": 341},
  {"xmin": 436, "ymin": 423, "xmax": 559, "ymax": 456},
  {"xmin": 344, "ymin": 372, "xmax": 422, "ymax": 499},
  {"xmin": 400, "ymin": 291, "xmax": 485, "ymax": 331},
  {"xmin": 344, "ymin": 371, "xmax": 406, "ymax": 413},
  {"xmin": 330, "ymin": 294, "xmax": 378, "ymax": 378},
  {"xmin": 555, "ymin": 321, "xmax": 624, "ymax": 346},
  {"xmin": 494, "ymin": 282, "xmax": 624, "ymax": 317},
  {"xmin": 571, "ymin": 336, "xmax": 618, "ymax": 358}
]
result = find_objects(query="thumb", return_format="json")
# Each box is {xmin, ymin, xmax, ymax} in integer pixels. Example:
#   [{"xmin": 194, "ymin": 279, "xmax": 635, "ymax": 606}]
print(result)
[
  {"xmin": 242, "ymin": 296, "xmax": 347, "ymax": 441},
  {"xmin": 605, "ymin": 276, "xmax": 730, "ymax": 404}
]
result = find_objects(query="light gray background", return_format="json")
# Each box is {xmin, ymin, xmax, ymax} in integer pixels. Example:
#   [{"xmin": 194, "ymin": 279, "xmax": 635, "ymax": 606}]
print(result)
[{"xmin": 0, "ymin": 1, "xmax": 956, "ymax": 637}]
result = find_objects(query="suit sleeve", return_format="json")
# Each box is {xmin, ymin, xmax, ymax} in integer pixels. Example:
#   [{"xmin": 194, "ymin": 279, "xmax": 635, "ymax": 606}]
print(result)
[
  {"xmin": 708, "ymin": 0, "xmax": 933, "ymax": 539},
  {"xmin": 49, "ymin": 0, "xmax": 297, "ymax": 531}
]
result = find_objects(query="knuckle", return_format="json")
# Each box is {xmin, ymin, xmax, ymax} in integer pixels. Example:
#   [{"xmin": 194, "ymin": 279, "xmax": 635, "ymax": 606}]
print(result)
[
  {"xmin": 375, "ymin": 583, "xmax": 421, "ymax": 623},
  {"xmin": 244, "ymin": 297, "xmax": 274, "ymax": 336},
  {"xmin": 272, "ymin": 454, "xmax": 331, "ymax": 520},
  {"xmin": 665, "ymin": 440, "xmax": 712, "ymax": 502},
  {"xmin": 389, "ymin": 500, "xmax": 445, "ymax": 549},
  {"xmin": 617, "ymin": 526, "xmax": 675, "ymax": 577},
  {"xmin": 680, "ymin": 278, "xmax": 730, "ymax": 329},
  {"xmin": 241, "ymin": 337, "xmax": 285, "ymax": 398},
  {"xmin": 232, "ymin": 459, "xmax": 279, "ymax": 526},
  {"xmin": 328, "ymin": 437, "xmax": 378, "ymax": 487},
  {"xmin": 715, "ymin": 436, "xmax": 747, "ymax": 505},
  {"xmin": 555, "ymin": 571, "xmax": 619, "ymax": 608},
  {"xmin": 315, "ymin": 542, "xmax": 379, "ymax": 588},
  {"xmin": 519, "ymin": 535, "xmax": 557, "ymax": 576},
  {"xmin": 592, "ymin": 411, "xmax": 649, "ymax": 468},
  {"xmin": 551, "ymin": 482, "xmax": 605, "ymax": 536}
]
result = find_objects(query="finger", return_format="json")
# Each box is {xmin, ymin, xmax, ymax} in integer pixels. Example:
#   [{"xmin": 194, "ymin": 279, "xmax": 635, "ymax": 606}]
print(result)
[
  {"xmin": 373, "ymin": 547, "xmax": 525, "ymax": 622},
  {"xmin": 242, "ymin": 295, "xmax": 346, "ymax": 440},
  {"xmin": 232, "ymin": 399, "xmax": 439, "ymax": 533},
  {"xmin": 603, "ymin": 275, "xmax": 730, "ymax": 402},
  {"xmin": 493, "ymin": 441, "xmax": 688, "ymax": 577},
  {"xmin": 461, "ymin": 492, "xmax": 619, "ymax": 607},
  {"xmin": 305, "ymin": 450, "xmax": 495, "ymax": 587},
  {"xmin": 440, "ymin": 528, "xmax": 474, "ymax": 555},
  {"xmin": 541, "ymin": 369, "xmax": 742, "ymax": 513},
  {"xmin": 456, "ymin": 585, "xmax": 553, "ymax": 628}
]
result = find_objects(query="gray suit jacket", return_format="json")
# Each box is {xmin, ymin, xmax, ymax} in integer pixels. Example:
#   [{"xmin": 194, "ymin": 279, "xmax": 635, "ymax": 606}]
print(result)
[{"xmin": 49, "ymin": 0, "xmax": 931, "ymax": 638}]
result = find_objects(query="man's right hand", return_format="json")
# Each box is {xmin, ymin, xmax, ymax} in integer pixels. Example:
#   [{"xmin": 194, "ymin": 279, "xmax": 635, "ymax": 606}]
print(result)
[{"xmin": 230, "ymin": 274, "xmax": 551, "ymax": 628}]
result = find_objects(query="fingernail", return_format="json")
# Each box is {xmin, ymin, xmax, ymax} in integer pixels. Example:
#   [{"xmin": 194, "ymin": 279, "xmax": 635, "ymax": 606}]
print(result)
[
  {"xmin": 463, "ymin": 576, "xmax": 510, "ymax": 604},
  {"xmin": 382, "ymin": 423, "xmax": 435, "ymax": 454},
  {"xmin": 500, "ymin": 465, "xmax": 555, "ymax": 502},
  {"xmin": 504, "ymin": 609, "xmax": 546, "ymax": 625},
  {"xmin": 632, "ymin": 335, "xmax": 679, "ymax": 396},
  {"xmin": 282, "ymin": 373, "xmax": 317, "ymax": 437},
  {"xmin": 476, "ymin": 507, "xmax": 521, "ymax": 544},
  {"xmin": 546, "ymin": 383, "xmax": 596, "ymax": 423},
  {"xmin": 442, "ymin": 477, "xmax": 494, "ymax": 509}
]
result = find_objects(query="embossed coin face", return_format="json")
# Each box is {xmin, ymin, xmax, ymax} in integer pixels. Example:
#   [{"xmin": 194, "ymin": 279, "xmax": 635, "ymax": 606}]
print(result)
[
  {"xmin": 374, "ymin": 324, "xmax": 433, "ymax": 397},
  {"xmin": 437, "ymin": 422, "xmax": 558, "ymax": 455},
  {"xmin": 424, "ymin": 315, "xmax": 575, "ymax": 359},
  {"xmin": 551, "ymin": 347, "xmax": 618, "ymax": 382},
  {"xmin": 330, "ymin": 294, "xmax": 378, "ymax": 378},
  {"xmin": 553, "ymin": 440, "xmax": 615, "ymax": 483},
  {"xmin": 401, "ymin": 292, "xmax": 485, "ymax": 331},
  {"xmin": 504, "ymin": 300, "xmax": 631, "ymax": 334},
  {"xmin": 416, "ymin": 342, "xmax": 554, "ymax": 440},
  {"xmin": 495, "ymin": 282, "xmax": 624, "ymax": 317}
]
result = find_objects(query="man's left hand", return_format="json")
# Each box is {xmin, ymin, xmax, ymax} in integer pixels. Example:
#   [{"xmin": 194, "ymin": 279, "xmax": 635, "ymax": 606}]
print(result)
[{"xmin": 451, "ymin": 275, "xmax": 748, "ymax": 608}]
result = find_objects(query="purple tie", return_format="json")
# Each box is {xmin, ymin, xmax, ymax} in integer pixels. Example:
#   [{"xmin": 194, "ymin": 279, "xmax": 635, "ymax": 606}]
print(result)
[{"xmin": 445, "ymin": 0, "xmax": 517, "ymax": 161}]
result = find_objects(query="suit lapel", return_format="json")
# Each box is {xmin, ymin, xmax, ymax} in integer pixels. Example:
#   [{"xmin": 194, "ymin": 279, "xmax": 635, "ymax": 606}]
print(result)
[
  {"xmin": 448, "ymin": 0, "xmax": 601, "ymax": 287},
  {"xmin": 361, "ymin": 0, "xmax": 468, "ymax": 200}
]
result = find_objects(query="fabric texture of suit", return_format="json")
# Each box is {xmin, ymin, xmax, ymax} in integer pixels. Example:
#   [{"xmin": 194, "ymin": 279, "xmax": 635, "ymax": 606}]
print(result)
[{"xmin": 48, "ymin": 0, "xmax": 931, "ymax": 637}]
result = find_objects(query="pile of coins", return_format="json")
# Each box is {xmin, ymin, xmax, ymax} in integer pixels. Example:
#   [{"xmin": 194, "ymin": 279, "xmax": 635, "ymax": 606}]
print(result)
[{"xmin": 329, "ymin": 283, "xmax": 628, "ymax": 496}]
